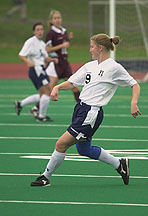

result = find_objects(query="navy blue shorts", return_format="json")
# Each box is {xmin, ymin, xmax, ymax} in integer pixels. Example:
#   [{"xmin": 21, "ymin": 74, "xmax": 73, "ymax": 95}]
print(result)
[
  {"xmin": 67, "ymin": 102, "xmax": 103, "ymax": 140},
  {"xmin": 28, "ymin": 65, "xmax": 50, "ymax": 90}
]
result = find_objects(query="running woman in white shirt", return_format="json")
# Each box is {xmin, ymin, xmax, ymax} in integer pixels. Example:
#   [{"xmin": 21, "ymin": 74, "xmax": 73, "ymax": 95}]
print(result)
[
  {"xmin": 14, "ymin": 22, "xmax": 58, "ymax": 122},
  {"xmin": 31, "ymin": 33, "xmax": 141, "ymax": 186}
]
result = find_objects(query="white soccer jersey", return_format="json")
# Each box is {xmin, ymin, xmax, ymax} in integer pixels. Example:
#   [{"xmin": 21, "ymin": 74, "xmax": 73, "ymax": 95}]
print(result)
[
  {"xmin": 19, "ymin": 36, "xmax": 48, "ymax": 66},
  {"xmin": 68, "ymin": 58, "xmax": 137, "ymax": 107}
]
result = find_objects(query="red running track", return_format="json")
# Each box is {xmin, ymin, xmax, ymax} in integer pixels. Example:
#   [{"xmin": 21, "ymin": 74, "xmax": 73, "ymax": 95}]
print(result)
[{"xmin": 0, "ymin": 63, "xmax": 146, "ymax": 80}]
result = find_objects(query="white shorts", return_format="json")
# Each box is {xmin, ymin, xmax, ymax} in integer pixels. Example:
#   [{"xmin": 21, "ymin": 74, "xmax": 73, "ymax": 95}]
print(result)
[{"xmin": 46, "ymin": 62, "xmax": 58, "ymax": 78}]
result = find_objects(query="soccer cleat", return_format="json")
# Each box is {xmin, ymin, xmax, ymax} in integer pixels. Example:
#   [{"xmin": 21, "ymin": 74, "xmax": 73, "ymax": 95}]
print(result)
[
  {"xmin": 116, "ymin": 158, "xmax": 129, "ymax": 185},
  {"xmin": 30, "ymin": 106, "xmax": 39, "ymax": 117},
  {"xmin": 14, "ymin": 101, "xmax": 22, "ymax": 115},
  {"xmin": 30, "ymin": 175, "xmax": 50, "ymax": 187},
  {"xmin": 35, "ymin": 116, "xmax": 54, "ymax": 122}
]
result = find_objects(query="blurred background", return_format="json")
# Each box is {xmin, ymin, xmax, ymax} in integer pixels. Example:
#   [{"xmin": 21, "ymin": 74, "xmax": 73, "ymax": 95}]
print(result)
[{"xmin": 0, "ymin": 0, "xmax": 148, "ymax": 77}]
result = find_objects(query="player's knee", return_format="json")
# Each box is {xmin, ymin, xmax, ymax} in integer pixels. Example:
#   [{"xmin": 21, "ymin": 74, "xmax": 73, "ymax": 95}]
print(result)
[
  {"xmin": 76, "ymin": 145, "xmax": 89, "ymax": 156},
  {"xmin": 55, "ymin": 140, "xmax": 67, "ymax": 153}
]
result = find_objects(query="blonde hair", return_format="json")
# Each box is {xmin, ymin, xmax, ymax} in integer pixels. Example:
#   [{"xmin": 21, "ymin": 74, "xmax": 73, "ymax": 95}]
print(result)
[
  {"xmin": 90, "ymin": 33, "xmax": 120, "ymax": 51},
  {"xmin": 48, "ymin": 9, "xmax": 61, "ymax": 25}
]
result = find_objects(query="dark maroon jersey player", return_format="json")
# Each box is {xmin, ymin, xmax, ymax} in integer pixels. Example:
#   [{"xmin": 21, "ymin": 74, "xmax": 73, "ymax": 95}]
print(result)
[
  {"xmin": 46, "ymin": 25, "xmax": 69, "ymax": 60},
  {"xmin": 45, "ymin": 10, "xmax": 80, "ymax": 102}
]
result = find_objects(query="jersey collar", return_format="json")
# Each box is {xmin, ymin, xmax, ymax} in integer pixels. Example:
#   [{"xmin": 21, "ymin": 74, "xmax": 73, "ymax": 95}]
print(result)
[{"xmin": 51, "ymin": 25, "xmax": 66, "ymax": 34}]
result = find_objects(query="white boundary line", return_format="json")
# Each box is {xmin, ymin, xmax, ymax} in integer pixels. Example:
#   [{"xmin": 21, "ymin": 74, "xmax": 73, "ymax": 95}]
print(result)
[
  {"xmin": 0, "ymin": 113, "xmax": 148, "ymax": 117},
  {"xmin": 0, "ymin": 103, "xmax": 148, "ymax": 108},
  {"xmin": 0, "ymin": 149, "xmax": 147, "ymax": 155},
  {"xmin": 0, "ymin": 200, "xmax": 147, "ymax": 207},
  {"xmin": 0, "ymin": 172, "xmax": 148, "ymax": 179},
  {"xmin": 0, "ymin": 136, "xmax": 148, "ymax": 142},
  {"xmin": 0, "ymin": 123, "xmax": 147, "ymax": 129}
]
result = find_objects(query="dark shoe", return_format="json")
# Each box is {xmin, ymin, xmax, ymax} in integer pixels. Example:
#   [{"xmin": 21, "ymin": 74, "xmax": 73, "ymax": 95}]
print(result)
[
  {"xmin": 30, "ymin": 106, "xmax": 39, "ymax": 117},
  {"xmin": 35, "ymin": 116, "xmax": 54, "ymax": 122},
  {"xmin": 30, "ymin": 175, "xmax": 50, "ymax": 187},
  {"xmin": 116, "ymin": 158, "xmax": 129, "ymax": 185},
  {"xmin": 14, "ymin": 101, "xmax": 22, "ymax": 115}
]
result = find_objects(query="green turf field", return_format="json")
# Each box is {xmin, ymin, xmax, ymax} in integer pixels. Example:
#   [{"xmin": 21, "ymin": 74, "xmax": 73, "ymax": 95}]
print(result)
[{"xmin": 0, "ymin": 80, "xmax": 148, "ymax": 216}]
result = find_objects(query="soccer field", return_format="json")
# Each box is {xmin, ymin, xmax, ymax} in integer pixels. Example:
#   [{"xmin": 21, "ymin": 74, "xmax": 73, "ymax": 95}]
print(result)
[{"xmin": 0, "ymin": 80, "xmax": 148, "ymax": 216}]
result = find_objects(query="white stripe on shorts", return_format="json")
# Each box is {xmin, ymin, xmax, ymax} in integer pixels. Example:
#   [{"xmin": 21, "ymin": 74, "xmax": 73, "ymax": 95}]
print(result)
[{"xmin": 82, "ymin": 106, "xmax": 100, "ymax": 128}]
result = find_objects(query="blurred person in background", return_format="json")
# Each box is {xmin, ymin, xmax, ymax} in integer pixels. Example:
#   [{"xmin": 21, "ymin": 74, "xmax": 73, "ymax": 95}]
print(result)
[
  {"xmin": 30, "ymin": 10, "xmax": 81, "ymax": 117},
  {"xmin": 7, "ymin": 0, "xmax": 27, "ymax": 20},
  {"xmin": 14, "ymin": 22, "xmax": 58, "ymax": 122}
]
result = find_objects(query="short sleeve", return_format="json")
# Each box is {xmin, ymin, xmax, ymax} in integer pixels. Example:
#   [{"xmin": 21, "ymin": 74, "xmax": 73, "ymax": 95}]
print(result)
[
  {"xmin": 112, "ymin": 64, "xmax": 137, "ymax": 87},
  {"xmin": 68, "ymin": 64, "xmax": 87, "ymax": 86},
  {"xmin": 19, "ymin": 39, "xmax": 32, "ymax": 57}
]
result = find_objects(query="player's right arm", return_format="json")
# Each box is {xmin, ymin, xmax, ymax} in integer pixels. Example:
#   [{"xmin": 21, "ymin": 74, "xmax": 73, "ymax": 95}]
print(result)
[
  {"xmin": 45, "ymin": 31, "xmax": 69, "ymax": 53},
  {"xmin": 19, "ymin": 55, "xmax": 34, "ymax": 67},
  {"xmin": 19, "ymin": 38, "xmax": 34, "ymax": 67},
  {"xmin": 46, "ymin": 42, "xmax": 69, "ymax": 53},
  {"xmin": 51, "ymin": 81, "xmax": 74, "ymax": 101}
]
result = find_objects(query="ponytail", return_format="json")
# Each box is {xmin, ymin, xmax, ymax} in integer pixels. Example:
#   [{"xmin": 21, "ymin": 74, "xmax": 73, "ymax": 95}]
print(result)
[{"xmin": 91, "ymin": 34, "xmax": 120, "ymax": 51}]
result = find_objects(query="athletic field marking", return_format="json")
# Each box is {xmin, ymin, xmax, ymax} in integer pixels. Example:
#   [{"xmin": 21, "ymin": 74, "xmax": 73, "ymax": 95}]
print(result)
[
  {"xmin": 0, "ymin": 200, "xmax": 147, "ymax": 207},
  {"xmin": 0, "ymin": 136, "xmax": 148, "ymax": 142},
  {"xmin": 0, "ymin": 149, "xmax": 147, "ymax": 155},
  {"xmin": 0, "ymin": 104, "xmax": 148, "ymax": 109},
  {"xmin": 0, "ymin": 173, "xmax": 148, "ymax": 179},
  {"xmin": 20, "ymin": 155, "xmax": 148, "ymax": 160},
  {"xmin": 0, "ymin": 150, "xmax": 148, "ymax": 160},
  {"xmin": 0, "ymin": 123, "xmax": 147, "ymax": 129},
  {"xmin": 19, "ymin": 148, "xmax": 148, "ymax": 160},
  {"xmin": 0, "ymin": 113, "xmax": 147, "ymax": 117}
]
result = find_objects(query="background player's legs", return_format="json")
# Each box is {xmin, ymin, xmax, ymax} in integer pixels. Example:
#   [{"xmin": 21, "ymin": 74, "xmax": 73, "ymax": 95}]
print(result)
[
  {"xmin": 21, "ymin": 94, "xmax": 40, "ymax": 107},
  {"xmin": 14, "ymin": 94, "xmax": 40, "ymax": 115},
  {"xmin": 30, "ymin": 76, "xmax": 58, "ymax": 117},
  {"xmin": 7, "ymin": 5, "xmax": 21, "ymax": 17},
  {"xmin": 49, "ymin": 76, "xmax": 58, "ymax": 89},
  {"xmin": 37, "ymin": 83, "xmax": 53, "ymax": 121}
]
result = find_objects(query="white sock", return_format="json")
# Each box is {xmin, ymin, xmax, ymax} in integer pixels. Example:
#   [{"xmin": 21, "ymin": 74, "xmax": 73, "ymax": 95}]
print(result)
[
  {"xmin": 99, "ymin": 148, "xmax": 120, "ymax": 169},
  {"xmin": 43, "ymin": 150, "xmax": 66, "ymax": 179},
  {"xmin": 20, "ymin": 94, "xmax": 40, "ymax": 107},
  {"xmin": 39, "ymin": 94, "xmax": 50, "ymax": 118}
]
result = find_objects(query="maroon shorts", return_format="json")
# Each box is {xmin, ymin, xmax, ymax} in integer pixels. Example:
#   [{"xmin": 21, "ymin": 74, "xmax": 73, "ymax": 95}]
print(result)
[{"xmin": 55, "ymin": 59, "xmax": 73, "ymax": 79}]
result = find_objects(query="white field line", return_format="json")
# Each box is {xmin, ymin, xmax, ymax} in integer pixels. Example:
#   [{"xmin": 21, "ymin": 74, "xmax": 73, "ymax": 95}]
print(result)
[
  {"xmin": 0, "ymin": 123, "xmax": 148, "ymax": 129},
  {"xmin": 0, "ymin": 105, "xmax": 73, "ymax": 108},
  {"xmin": 0, "ymin": 136, "xmax": 147, "ymax": 142},
  {"xmin": 0, "ymin": 199, "xmax": 147, "ymax": 207},
  {"xmin": 0, "ymin": 104, "xmax": 148, "ymax": 109},
  {"xmin": 0, "ymin": 149, "xmax": 148, "ymax": 155},
  {"xmin": 0, "ymin": 172, "xmax": 148, "ymax": 179},
  {"xmin": 0, "ymin": 136, "xmax": 148, "ymax": 142},
  {"xmin": 0, "ymin": 112, "xmax": 148, "ymax": 117}
]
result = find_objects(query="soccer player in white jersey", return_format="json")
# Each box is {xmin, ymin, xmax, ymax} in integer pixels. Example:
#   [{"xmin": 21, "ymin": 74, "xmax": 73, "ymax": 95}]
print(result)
[
  {"xmin": 31, "ymin": 33, "xmax": 141, "ymax": 186},
  {"xmin": 14, "ymin": 22, "xmax": 58, "ymax": 122}
]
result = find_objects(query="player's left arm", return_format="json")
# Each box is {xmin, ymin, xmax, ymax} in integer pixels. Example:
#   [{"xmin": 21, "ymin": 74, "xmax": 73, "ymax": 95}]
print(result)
[
  {"xmin": 131, "ymin": 83, "xmax": 141, "ymax": 118},
  {"xmin": 51, "ymin": 81, "xmax": 74, "ymax": 101}
]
